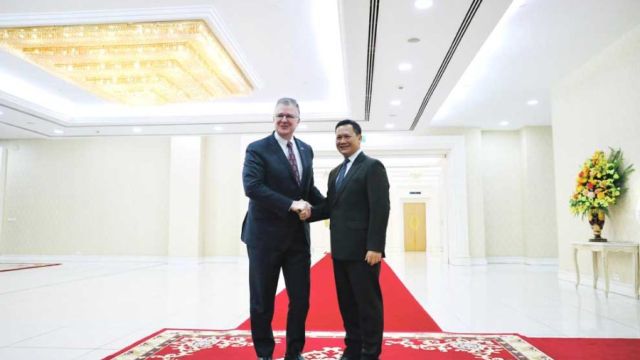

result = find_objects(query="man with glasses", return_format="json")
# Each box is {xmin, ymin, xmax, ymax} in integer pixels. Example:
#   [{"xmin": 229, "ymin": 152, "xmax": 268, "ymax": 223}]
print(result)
[{"xmin": 241, "ymin": 97, "xmax": 324, "ymax": 360}]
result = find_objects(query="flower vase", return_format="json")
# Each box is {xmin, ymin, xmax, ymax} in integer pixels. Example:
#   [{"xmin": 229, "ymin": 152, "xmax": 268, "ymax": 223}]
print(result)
[{"xmin": 588, "ymin": 209, "xmax": 607, "ymax": 242}]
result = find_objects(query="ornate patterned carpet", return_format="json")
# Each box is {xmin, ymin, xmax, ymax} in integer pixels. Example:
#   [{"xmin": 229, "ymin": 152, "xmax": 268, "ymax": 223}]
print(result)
[{"xmin": 106, "ymin": 329, "xmax": 551, "ymax": 360}]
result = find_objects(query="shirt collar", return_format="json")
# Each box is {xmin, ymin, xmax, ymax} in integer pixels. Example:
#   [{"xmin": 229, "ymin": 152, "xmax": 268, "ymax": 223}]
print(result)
[
  {"xmin": 346, "ymin": 149, "xmax": 363, "ymax": 163},
  {"xmin": 274, "ymin": 132, "xmax": 295, "ymax": 147}
]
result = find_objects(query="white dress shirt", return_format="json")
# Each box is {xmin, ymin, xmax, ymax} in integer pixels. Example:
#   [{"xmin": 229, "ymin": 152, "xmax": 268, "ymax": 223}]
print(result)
[{"xmin": 274, "ymin": 132, "xmax": 303, "ymax": 181}]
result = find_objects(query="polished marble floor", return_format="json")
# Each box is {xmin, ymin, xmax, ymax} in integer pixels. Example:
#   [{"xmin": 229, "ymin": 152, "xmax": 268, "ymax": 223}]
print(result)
[{"xmin": 0, "ymin": 252, "xmax": 639, "ymax": 359}]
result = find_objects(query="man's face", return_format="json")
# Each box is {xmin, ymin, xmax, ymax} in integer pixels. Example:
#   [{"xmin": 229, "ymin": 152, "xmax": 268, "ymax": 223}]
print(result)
[
  {"xmin": 335, "ymin": 124, "xmax": 361, "ymax": 158},
  {"xmin": 273, "ymin": 104, "xmax": 300, "ymax": 139}
]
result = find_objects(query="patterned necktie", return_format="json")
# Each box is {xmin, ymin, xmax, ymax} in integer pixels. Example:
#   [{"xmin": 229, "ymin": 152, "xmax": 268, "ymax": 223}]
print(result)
[
  {"xmin": 335, "ymin": 158, "xmax": 350, "ymax": 191},
  {"xmin": 286, "ymin": 141, "xmax": 301, "ymax": 185}
]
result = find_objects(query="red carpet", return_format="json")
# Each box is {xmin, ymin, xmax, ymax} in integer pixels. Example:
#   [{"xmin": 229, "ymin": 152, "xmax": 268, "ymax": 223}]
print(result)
[
  {"xmin": 104, "ymin": 329, "xmax": 551, "ymax": 359},
  {"xmin": 237, "ymin": 254, "xmax": 441, "ymax": 332},
  {"xmin": 105, "ymin": 254, "xmax": 640, "ymax": 359},
  {"xmin": 0, "ymin": 262, "xmax": 60, "ymax": 272},
  {"xmin": 525, "ymin": 336, "xmax": 640, "ymax": 360}
]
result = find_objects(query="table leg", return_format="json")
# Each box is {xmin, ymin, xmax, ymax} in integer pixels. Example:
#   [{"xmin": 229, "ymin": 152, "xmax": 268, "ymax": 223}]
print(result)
[
  {"xmin": 573, "ymin": 247, "xmax": 580, "ymax": 288},
  {"xmin": 603, "ymin": 251, "xmax": 609, "ymax": 298},
  {"xmin": 634, "ymin": 250, "xmax": 639, "ymax": 300},
  {"xmin": 592, "ymin": 251, "xmax": 599, "ymax": 289}
]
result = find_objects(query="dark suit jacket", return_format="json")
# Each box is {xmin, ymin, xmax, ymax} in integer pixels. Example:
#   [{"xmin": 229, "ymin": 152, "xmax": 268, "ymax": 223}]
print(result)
[
  {"xmin": 241, "ymin": 133, "xmax": 324, "ymax": 250},
  {"xmin": 311, "ymin": 152, "xmax": 390, "ymax": 260}
]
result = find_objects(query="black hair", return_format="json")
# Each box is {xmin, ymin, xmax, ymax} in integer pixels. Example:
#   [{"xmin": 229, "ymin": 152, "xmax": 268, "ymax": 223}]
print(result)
[{"xmin": 335, "ymin": 119, "xmax": 362, "ymax": 135}]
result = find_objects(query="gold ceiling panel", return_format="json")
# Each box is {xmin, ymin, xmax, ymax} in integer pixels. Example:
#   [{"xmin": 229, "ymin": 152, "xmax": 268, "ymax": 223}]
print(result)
[{"xmin": 0, "ymin": 20, "xmax": 254, "ymax": 105}]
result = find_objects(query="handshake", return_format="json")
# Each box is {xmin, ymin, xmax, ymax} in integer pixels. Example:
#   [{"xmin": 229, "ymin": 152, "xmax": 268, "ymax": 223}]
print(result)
[{"xmin": 291, "ymin": 200, "xmax": 312, "ymax": 221}]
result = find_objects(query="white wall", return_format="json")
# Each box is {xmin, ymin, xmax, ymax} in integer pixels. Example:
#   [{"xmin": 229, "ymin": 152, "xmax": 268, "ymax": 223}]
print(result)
[
  {"xmin": 0, "ymin": 137, "xmax": 170, "ymax": 255},
  {"xmin": 201, "ymin": 135, "xmax": 245, "ymax": 256},
  {"xmin": 465, "ymin": 129, "xmax": 487, "ymax": 260},
  {"xmin": 479, "ymin": 128, "xmax": 558, "ymax": 262},
  {"xmin": 482, "ymin": 131, "xmax": 525, "ymax": 258},
  {"xmin": 521, "ymin": 127, "xmax": 558, "ymax": 260},
  {"xmin": 0, "ymin": 129, "xmax": 558, "ymax": 263},
  {"xmin": 552, "ymin": 23, "xmax": 640, "ymax": 285},
  {"xmin": 167, "ymin": 137, "xmax": 202, "ymax": 257}
]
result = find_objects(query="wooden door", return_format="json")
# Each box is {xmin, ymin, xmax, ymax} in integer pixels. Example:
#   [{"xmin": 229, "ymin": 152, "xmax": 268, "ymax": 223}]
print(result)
[{"xmin": 403, "ymin": 202, "xmax": 426, "ymax": 251}]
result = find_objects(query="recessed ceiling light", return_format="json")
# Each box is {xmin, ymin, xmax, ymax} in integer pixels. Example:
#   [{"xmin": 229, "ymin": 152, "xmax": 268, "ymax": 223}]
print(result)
[
  {"xmin": 397, "ymin": 85, "xmax": 404, "ymax": 90},
  {"xmin": 527, "ymin": 99, "xmax": 539, "ymax": 106},
  {"xmin": 213, "ymin": 125, "xmax": 224, "ymax": 131},
  {"xmin": 0, "ymin": 110, "xmax": 3, "ymax": 115},
  {"xmin": 132, "ymin": 127, "xmax": 142, "ymax": 133},
  {"xmin": 398, "ymin": 63, "xmax": 413, "ymax": 71},
  {"xmin": 499, "ymin": 121, "xmax": 509, "ymax": 126},
  {"xmin": 53, "ymin": 129, "xmax": 64, "ymax": 134},
  {"xmin": 385, "ymin": 123, "xmax": 395, "ymax": 129},
  {"xmin": 407, "ymin": 37, "xmax": 421, "ymax": 43},
  {"xmin": 414, "ymin": 0, "xmax": 434, "ymax": 10},
  {"xmin": 390, "ymin": 100, "xmax": 401, "ymax": 106}
]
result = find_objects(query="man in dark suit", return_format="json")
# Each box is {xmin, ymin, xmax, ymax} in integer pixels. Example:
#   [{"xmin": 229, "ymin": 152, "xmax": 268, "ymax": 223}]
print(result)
[
  {"xmin": 308, "ymin": 119, "xmax": 390, "ymax": 360},
  {"xmin": 241, "ymin": 97, "xmax": 324, "ymax": 360}
]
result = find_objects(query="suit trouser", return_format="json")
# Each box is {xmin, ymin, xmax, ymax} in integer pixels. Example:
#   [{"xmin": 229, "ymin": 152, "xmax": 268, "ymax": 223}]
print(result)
[
  {"xmin": 248, "ymin": 240, "xmax": 310, "ymax": 357},
  {"xmin": 333, "ymin": 258, "xmax": 383, "ymax": 360}
]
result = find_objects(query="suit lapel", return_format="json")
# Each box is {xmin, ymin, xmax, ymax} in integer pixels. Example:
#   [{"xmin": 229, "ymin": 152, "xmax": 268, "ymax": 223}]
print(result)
[
  {"xmin": 268, "ymin": 134, "xmax": 300, "ymax": 187},
  {"xmin": 333, "ymin": 153, "xmax": 366, "ymax": 205}
]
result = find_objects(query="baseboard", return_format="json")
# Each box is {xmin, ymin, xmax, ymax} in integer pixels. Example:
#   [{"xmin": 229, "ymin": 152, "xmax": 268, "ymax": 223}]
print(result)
[
  {"xmin": 558, "ymin": 270, "xmax": 639, "ymax": 298},
  {"xmin": 470, "ymin": 257, "xmax": 488, "ymax": 265},
  {"xmin": 449, "ymin": 257, "xmax": 473, "ymax": 265},
  {"xmin": 486, "ymin": 256, "xmax": 558, "ymax": 265},
  {"xmin": 524, "ymin": 257, "xmax": 558, "ymax": 265}
]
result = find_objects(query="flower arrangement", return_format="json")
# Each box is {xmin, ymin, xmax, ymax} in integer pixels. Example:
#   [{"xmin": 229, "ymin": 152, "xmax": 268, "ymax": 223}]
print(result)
[{"xmin": 569, "ymin": 148, "xmax": 634, "ymax": 218}]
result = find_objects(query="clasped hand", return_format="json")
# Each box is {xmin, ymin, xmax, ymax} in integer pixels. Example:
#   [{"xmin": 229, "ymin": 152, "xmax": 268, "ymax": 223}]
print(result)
[{"xmin": 291, "ymin": 199, "xmax": 311, "ymax": 221}]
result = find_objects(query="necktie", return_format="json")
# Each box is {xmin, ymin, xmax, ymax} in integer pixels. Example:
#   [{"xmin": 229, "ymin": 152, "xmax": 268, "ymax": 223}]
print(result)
[
  {"xmin": 286, "ymin": 141, "xmax": 301, "ymax": 185},
  {"xmin": 335, "ymin": 158, "xmax": 350, "ymax": 191}
]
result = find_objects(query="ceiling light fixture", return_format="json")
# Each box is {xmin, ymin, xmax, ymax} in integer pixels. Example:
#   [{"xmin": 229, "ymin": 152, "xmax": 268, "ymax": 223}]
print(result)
[
  {"xmin": 132, "ymin": 127, "xmax": 142, "ymax": 133},
  {"xmin": 0, "ymin": 20, "xmax": 254, "ymax": 106},
  {"xmin": 527, "ymin": 99, "xmax": 539, "ymax": 106},
  {"xmin": 398, "ymin": 63, "xmax": 413, "ymax": 71},
  {"xmin": 385, "ymin": 123, "xmax": 395, "ymax": 129},
  {"xmin": 390, "ymin": 100, "xmax": 401, "ymax": 106},
  {"xmin": 414, "ymin": 0, "xmax": 434, "ymax": 10},
  {"xmin": 213, "ymin": 125, "xmax": 224, "ymax": 131},
  {"xmin": 407, "ymin": 37, "xmax": 421, "ymax": 43},
  {"xmin": 53, "ymin": 129, "xmax": 64, "ymax": 134},
  {"xmin": 499, "ymin": 121, "xmax": 509, "ymax": 126}
]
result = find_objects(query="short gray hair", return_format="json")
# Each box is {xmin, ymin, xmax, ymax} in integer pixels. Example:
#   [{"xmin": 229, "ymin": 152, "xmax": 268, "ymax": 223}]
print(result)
[{"xmin": 275, "ymin": 97, "xmax": 300, "ymax": 113}]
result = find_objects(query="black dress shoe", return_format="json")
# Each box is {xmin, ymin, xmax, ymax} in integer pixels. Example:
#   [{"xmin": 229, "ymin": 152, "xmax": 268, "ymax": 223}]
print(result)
[{"xmin": 284, "ymin": 354, "xmax": 304, "ymax": 360}]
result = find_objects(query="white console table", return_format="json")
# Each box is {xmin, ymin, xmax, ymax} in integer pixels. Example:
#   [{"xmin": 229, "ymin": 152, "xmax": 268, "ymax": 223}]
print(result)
[{"xmin": 572, "ymin": 241, "xmax": 639, "ymax": 299}]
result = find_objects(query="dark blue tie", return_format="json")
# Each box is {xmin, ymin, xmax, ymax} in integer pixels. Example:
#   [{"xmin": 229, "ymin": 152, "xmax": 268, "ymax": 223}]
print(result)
[{"xmin": 335, "ymin": 158, "xmax": 350, "ymax": 191}]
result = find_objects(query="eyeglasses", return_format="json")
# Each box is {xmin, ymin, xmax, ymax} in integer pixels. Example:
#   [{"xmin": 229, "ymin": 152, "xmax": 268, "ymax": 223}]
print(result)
[{"xmin": 274, "ymin": 113, "xmax": 299, "ymax": 120}]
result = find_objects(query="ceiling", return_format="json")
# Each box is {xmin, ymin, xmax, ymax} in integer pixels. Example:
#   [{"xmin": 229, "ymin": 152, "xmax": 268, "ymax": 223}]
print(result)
[{"xmin": 0, "ymin": 0, "xmax": 639, "ymax": 139}]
